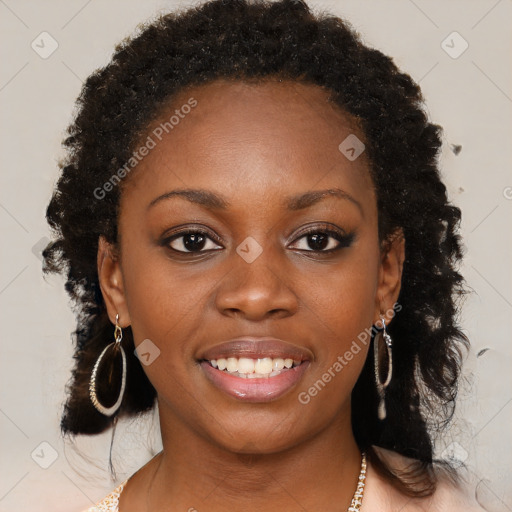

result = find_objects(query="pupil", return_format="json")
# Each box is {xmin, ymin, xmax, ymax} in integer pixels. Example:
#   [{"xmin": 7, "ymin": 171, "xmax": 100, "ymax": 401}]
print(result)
[
  {"xmin": 308, "ymin": 233, "xmax": 328, "ymax": 250},
  {"xmin": 184, "ymin": 233, "xmax": 206, "ymax": 251}
]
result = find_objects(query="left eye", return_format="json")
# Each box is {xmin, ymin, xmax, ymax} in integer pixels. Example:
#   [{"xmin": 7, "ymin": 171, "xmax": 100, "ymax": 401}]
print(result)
[
  {"xmin": 290, "ymin": 230, "xmax": 353, "ymax": 252},
  {"xmin": 167, "ymin": 231, "xmax": 223, "ymax": 253}
]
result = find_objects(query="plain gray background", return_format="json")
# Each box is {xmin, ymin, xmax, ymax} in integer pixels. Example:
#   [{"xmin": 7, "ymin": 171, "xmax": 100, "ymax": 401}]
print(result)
[{"xmin": 0, "ymin": 0, "xmax": 511, "ymax": 510}]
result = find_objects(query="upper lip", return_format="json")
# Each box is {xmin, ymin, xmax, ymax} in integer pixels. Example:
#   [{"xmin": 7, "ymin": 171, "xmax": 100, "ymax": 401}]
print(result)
[{"xmin": 198, "ymin": 337, "xmax": 314, "ymax": 362}]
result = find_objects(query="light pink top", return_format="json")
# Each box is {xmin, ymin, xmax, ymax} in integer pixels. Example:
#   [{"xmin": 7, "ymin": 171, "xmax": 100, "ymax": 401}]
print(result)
[{"xmin": 84, "ymin": 480, "xmax": 126, "ymax": 512}]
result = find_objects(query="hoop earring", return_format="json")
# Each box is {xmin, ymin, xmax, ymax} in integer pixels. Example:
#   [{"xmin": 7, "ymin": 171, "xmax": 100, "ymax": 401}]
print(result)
[
  {"xmin": 89, "ymin": 314, "xmax": 127, "ymax": 417},
  {"xmin": 374, "ymin": 316, "xmax": 393, "ymax": 421}
]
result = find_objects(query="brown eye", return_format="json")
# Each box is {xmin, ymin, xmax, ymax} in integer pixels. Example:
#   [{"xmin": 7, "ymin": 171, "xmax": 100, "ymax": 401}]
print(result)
[
  {"xmin": 290, "ymin": 228, "xmax": 354, "ymax": 253},
  {"xmin": 166, "ymin": 230, "xmax": 223, "ymax": 253}
]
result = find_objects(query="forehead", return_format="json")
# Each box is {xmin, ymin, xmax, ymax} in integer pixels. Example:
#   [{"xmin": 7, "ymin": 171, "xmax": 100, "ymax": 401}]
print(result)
[{"xmin": 122, "ymin": 79, "xmax": 374, "ymax": 209}]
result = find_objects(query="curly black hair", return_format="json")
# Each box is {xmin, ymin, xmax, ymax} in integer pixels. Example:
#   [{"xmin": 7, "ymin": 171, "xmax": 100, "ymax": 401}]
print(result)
[{"xmin": 43, "ymin": 0, "xmax": 469, "ymax": 498}]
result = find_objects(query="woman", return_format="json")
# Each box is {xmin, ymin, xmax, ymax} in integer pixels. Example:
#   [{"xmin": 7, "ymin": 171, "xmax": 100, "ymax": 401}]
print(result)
[{"xmin": 43, "ymin": 0, "xmax": 486, "ymax": 510}]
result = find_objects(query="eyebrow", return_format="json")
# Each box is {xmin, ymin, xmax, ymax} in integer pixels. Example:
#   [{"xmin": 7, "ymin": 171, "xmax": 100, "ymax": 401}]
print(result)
[{"xmin": 148, "ymin": 187, "xmax": 363, "ymax": 215}]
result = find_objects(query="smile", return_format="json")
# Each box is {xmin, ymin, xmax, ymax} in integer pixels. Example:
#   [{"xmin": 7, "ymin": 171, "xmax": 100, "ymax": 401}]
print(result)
[
  {"xmin": 198, "ymin": 336, "xmax": 313, "ymax": 402},
  {"xmin": 208, "ymin": 357, "xmax": 302, "ymax": 378},
  {"xmin": 200, "ymin": 357, "xmax": 310, "ymax": 402}
]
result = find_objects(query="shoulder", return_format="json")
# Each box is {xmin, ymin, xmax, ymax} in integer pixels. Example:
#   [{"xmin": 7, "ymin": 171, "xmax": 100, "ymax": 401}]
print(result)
[
  {"xmin": 362, "ymin": 446, "xmax": 487, "ymax": 512},
  {"xmin": 423, "ymin": 470, "xmax": 486, "ymax": 512},
  {"xmin": 81, "ymin": 480, "xmax": 127, "ymax": 512}
]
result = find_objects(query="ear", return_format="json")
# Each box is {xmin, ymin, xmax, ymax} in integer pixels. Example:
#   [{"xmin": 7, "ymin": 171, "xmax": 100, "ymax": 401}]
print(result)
[
  {"xmin": 97, "ymin": 236, "xmax": 131, "ymax": 327},
  {"xmin": 374, "ymin": 229, "xmax": 405, "ymax": 325}
]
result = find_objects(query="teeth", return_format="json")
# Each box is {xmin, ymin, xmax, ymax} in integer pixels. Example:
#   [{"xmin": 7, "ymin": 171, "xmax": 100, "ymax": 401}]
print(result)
[
  {"xmin": 272, "ymin": 358, "xmax": 285, "ymax": 371},
  {"xmin": 226, "ymin": 357, "xmax": 238, "ymax": 373},
  {"xmin": 238, "ymin": 357, "xmax": 255, "ymax": 374},
  {"xmin": 254, "ymin": 357, "xmax": 273, "ymax": 374},
  {"xmin": 247, "ymin": 372, "xmax": 268, "ymax": 379},
  {"xmin": 208, "ymin": 356, "xmax": 302, "ymax": 377}
]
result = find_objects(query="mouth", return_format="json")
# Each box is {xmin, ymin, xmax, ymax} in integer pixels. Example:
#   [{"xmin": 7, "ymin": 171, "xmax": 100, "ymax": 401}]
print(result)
[
  {"xmin": 197, "ymin": 337, "xmax": 312, "ymax": 402},
  {"xmin": 205, "ymin": 356, "xmax": 303, "ymax": 377}
]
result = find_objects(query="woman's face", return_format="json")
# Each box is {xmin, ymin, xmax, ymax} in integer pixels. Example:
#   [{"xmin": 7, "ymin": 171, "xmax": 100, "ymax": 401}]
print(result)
[{"xmin": 99, "ymin": 79, "xmax": 404, "ymax": 453}]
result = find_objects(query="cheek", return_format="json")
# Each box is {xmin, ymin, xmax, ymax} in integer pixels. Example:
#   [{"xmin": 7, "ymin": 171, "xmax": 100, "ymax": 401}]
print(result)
[
  {"xmin": 302, "ymin": 249, "xmax": 379, "ymax": 340},
  {"xmin": 294, "ymin": 242, "xmax": 379, "ymax": 397},
  {"xmin": 120, "ymin": 255, "xmax": 211, "ymax": 405},
  {"xmin": 294, "ymin": 271, "xmax": 374, "ymax": 419},
  {"xmin": 120, "ymin": 241, "xmax": 211, "ymax": 350}
]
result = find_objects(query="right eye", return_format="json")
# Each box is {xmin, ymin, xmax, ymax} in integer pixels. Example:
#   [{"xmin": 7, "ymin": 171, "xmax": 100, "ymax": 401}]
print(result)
[{"xmin": 165, "ymin": 230, "xmax": 223, "ymax": 253}]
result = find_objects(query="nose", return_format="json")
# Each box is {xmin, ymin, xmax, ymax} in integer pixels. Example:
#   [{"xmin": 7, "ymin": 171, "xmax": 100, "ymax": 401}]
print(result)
[{"xmin": 214, "ymin": 244, "xmax": 299, "ymax": 321}]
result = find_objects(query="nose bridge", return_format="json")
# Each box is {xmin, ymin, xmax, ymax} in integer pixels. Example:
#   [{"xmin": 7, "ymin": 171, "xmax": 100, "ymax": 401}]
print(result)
[{"xmin": 215, "ymin": 237, "xmax": 298, "ymax": 320}]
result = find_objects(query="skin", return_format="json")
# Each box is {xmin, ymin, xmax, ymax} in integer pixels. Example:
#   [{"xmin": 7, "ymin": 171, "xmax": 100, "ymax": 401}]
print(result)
[{"xmin": 98, "ymin": 79, "xmax": 405, "ymax": 511}]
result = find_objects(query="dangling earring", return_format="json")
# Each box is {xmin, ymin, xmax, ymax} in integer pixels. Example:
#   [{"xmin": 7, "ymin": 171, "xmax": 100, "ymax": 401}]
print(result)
[
  {"xmin": 89, "ymin": 313, "xmax": 127, "ymax": 416},
  {"xmin": 374, "ymin": 315, "xmax": 393, "ymax": 421}
]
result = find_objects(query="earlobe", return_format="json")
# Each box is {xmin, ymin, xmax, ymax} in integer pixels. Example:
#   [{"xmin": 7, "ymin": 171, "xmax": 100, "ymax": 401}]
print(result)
[
  {"xmin": 97, "ymin": 236, "xmax": 131, "ymax": 327},
  {"xmin": 375, "ymin": 229, "xmax": 405, "ymax": 323}
]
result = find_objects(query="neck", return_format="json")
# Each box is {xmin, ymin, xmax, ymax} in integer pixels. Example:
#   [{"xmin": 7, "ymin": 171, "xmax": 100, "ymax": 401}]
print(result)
[{"xmin": 149, "ymin": 399, "xmax": 362, "ymax": 511}]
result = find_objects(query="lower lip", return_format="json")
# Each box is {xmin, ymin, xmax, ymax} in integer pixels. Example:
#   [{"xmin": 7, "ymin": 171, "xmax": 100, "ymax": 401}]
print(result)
[{"xmin": 200, "ymin": 361, "xmax": 310, "ymax": 402}]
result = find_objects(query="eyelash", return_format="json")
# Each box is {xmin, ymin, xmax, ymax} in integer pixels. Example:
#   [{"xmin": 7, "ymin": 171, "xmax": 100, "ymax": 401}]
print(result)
[
  {"xmin": 291, "ymin": 226, "xmax": 355, "ymax": 253},
  {"xmin": 162, "ymin": 224, "xmax": 354, "ymax": 255}
]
